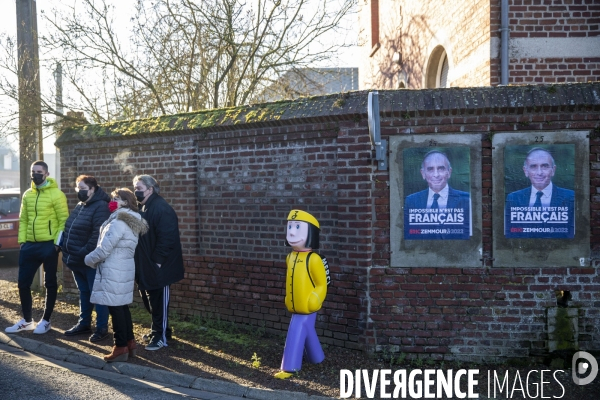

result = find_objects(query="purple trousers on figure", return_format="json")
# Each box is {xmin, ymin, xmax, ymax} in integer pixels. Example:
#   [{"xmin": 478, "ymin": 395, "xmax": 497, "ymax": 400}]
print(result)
[{"xmin": 281, "ymin": 312, "xmax": 325, "ymax": 372}]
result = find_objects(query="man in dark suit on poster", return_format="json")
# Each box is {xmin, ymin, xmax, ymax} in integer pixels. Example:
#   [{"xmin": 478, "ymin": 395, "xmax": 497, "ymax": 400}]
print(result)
[
  {"xmin": 504, "ymin": 148, "xmax": 575, "ymax": 238},
  {"xmin": 404, "ymin": 151, "xmax": 470, "ymax": 240}
]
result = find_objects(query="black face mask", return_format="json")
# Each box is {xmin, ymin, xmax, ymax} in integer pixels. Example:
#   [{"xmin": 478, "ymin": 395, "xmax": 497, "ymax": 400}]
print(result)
[
  {"xmin": 135, "ymin": 190, "xmax": 146, "ymax": 202},
  {"xmin": 77, "ymin": 190, "xmax": 89, "ymax": 202},
  {"xmin": 31, "ymin": 173, "xmax": 45, "ymax": 186}
]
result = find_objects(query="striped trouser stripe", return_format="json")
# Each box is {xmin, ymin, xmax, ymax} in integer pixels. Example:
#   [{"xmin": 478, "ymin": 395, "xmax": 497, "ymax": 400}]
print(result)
[{"xmin": 162, "ymin": 285, "xmax": 170, "ymax": 346}]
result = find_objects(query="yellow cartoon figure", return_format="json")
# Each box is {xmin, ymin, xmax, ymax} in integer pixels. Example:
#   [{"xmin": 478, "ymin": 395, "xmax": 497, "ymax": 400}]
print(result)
[{"xmin": 274, "ymin": 210, "xmax": 330, "ymax": 379}]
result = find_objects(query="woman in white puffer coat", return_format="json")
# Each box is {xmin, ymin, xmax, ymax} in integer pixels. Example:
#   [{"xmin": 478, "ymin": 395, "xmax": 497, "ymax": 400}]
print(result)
[{"xmin": 85, "ymin": 188, "xmax": 148, "ymax": 362}]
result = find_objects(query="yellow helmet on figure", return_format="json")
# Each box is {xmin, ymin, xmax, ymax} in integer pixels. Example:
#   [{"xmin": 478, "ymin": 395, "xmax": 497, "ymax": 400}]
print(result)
[{"xmin": 287, "ymin": 209, "xmax": 320, "ymax": 229}]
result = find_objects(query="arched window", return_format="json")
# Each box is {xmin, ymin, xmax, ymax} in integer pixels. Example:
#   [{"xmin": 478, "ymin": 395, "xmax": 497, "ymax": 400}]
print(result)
[
  {"xmin": 425, "ymin": 46, "xmax": 450, "ymax": 88},
  {"xmin": 439, "ymin": 53, "xmax": 449, "ymax": 88},
  {"xmin": 398, "ymin": 70, "xmax": 407, "ymax": 89}
]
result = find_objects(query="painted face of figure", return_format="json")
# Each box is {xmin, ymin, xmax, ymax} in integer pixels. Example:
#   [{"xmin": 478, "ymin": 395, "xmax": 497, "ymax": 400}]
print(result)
[
  {"xmin": 420, "ymin": 153, "xmax": 451, "ymax": 193},
  {"xmin": 286, "ymin": 221, "xmax": 309, "ymax": 251},
  {"xmin": 524, "ymin": 150, "xmax": 555, "ymax": 191}
]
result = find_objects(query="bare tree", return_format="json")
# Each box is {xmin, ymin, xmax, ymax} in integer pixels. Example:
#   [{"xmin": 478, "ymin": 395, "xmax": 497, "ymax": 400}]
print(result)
[
  {"xmin": 0, "ymin": 32, "xmax": 87, "ymax": 143},
  {"xmin": 41, "ymin": 0, "xmax": 356, "ymax": 118},
  {"xmin": 0, "ymin": 0, "xmax": 355, "ymax": 142}
]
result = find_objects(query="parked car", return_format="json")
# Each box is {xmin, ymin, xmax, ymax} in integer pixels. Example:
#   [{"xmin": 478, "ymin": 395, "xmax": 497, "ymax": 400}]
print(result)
[{"xmin": 0, "ymin": 188, "xmax": 20, "ymax": 259}]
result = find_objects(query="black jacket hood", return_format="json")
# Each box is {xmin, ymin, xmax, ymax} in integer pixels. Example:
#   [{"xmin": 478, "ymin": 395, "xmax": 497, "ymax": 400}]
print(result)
[{"xmin": 84, "ymin": 186, "xmax": 111, "ymax": 206}]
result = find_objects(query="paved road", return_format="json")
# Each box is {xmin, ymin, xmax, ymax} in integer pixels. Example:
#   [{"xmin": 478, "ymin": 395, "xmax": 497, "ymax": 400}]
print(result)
[{"xmin": 0, "ymin": 345, "xmax": 242, "ymax": 400}]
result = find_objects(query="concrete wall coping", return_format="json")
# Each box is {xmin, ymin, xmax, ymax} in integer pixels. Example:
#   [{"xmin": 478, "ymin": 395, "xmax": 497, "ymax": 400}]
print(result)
[{"xmin": 55, "ymin": 83, "xmax": 600, "ymax": 147}]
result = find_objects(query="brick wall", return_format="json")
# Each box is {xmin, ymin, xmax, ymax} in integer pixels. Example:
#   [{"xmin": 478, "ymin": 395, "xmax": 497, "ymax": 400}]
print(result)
[
  {"xmin": 60, "ymin": 138, "xmax": 200, "ymax": 256},
  {"xmin": 58, "ymin": 83, "xmax": 600, "ymax": 361},
  {"xmin": 503, "ymin": 57, "xmax": 600, "ymax": 84},
  {"xmin": 197, "ymin": 125, "xmax": 339, "ymax": 261},
  {"xmin": 359, "ymin": 0, "xmax": 600, "ymax": 89},
  {"xmin": 503, "ymin": 0, "xmax": 600, "ymax": 38},
  {"xmin": 451, "ymin": 60, "xmax": 492, "ymax": 89},
  {"xmin": 490, "ymin": 0, "xmax": 600, "ymax": 85},
  {"xmin": 365, "ymin": 84, "xmax": 600, "ymax": 360}
]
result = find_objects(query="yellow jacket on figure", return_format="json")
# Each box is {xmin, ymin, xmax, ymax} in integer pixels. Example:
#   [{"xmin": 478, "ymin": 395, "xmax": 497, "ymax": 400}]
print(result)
[{"xmin": 284, "ymin": 250, "xmax": 328, "ymax": 314}]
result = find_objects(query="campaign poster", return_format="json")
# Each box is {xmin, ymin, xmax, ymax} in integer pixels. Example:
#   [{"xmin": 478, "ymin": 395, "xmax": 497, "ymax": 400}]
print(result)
[
  {"xmin": 504, "ymin": 144, "xmax": 575, "ymax": 239},
  {"xmin": 403, "ymin": 147, "xmax": 471, "ymax": 240}
]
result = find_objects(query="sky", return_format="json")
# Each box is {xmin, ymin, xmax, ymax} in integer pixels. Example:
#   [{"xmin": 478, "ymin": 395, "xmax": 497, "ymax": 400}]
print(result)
[
  {"xmin": 0, "ymin": 0, "xmax": 358, "ymax": 154},
  {"xmin": 0, "ymin": 1, "xmax": 145, "ymax": 153}
]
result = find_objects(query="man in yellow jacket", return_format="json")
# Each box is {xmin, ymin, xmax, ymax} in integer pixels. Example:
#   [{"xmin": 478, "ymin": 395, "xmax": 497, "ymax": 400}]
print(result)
[
  {"xmin": 5, "ymin": 161, "xmax": 69, "ymax": 335},
  {"xmin": 275, "ymin": 210, "xmax": 329, "ymax": 379}
]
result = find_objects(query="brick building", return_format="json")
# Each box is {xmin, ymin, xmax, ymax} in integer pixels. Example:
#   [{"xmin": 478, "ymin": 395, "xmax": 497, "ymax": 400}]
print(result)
[
  {"xmin": 258, "ymin": 68, "xmax": 359, "ymax": 102},
  {"xmin": 358, "ymin": 0, "xmax": 600, "ymax": 90},
  {"xmin": 56, "ymin": 83, "xmax": 600, "ymax": 362}
]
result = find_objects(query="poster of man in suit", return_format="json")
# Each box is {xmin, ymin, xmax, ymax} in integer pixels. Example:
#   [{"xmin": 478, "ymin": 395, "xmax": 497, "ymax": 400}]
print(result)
[
  {"xmin": 504, "ymin": 145, "xmax": 575, "ymax": 239},
  {"xmin": 403, "ymin": 147, "xmax": 471, "ymax": 240}
]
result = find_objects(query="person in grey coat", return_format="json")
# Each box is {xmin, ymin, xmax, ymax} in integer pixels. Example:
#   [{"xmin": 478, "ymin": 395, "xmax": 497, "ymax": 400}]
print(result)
[{"xmin": 85, "ymin": 188, "xmax": 148, "ymax": 363}]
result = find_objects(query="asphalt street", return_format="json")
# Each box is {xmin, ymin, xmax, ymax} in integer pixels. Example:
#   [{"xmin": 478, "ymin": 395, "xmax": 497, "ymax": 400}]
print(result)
[{"xmin": 0, "ymin": 345, "xmax": 244, "ymax": 400}]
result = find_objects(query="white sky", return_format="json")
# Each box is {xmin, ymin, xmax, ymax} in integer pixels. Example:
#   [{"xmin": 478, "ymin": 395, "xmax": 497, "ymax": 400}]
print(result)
[{"xmin": 0, "ymin": 0, "xmax": 358, "ymax": 153}]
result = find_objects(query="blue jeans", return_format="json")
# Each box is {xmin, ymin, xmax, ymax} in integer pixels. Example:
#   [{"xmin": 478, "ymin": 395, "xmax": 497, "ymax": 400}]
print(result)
[{"xmin": 72, "ymin": 268, "xmax": 108, "ymax": 331}]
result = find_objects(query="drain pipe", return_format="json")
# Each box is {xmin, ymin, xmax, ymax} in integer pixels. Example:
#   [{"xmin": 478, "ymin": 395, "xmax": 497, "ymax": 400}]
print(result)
[{"xmin": 500, "ymin": 0, "xmax": 509, "ymax": 85}]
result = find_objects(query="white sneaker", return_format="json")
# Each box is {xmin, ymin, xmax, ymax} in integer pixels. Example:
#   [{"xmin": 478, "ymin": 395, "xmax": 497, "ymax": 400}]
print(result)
[
  {"xmin": 33, "ymin": 319, "xmax": 51, "ymax": 334},
  {"xmin": 5, "ymin": 319, "xmax": 35, "ymax": 333}
]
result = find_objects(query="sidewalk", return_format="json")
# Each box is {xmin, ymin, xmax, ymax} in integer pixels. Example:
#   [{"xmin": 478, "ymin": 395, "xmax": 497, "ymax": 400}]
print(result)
[
  {"xmin": 0, "ymin": 332, "xmax": 333, "ymax": 400},
  {"xmin": 0, "ymin": 267, "xmax": 343, "ymax": 398}
]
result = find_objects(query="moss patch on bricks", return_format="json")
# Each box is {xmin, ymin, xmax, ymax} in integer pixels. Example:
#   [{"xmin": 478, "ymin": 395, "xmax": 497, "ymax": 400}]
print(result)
[
  {"xmin": 552, "ymin": 307, "xmax": 578, "ymax": 351},
  {"xmin": 55, "ymin": 96, "xmax": 326, "ymax": 145},
  {"xmin": 55, "ymin": 82, "xmax": 600, "ymax": 147}
]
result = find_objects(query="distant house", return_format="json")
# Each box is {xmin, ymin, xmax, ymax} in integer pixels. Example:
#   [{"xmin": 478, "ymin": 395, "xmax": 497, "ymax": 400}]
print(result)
[
  {"xmin": 0, "ymin": 146, "xmax": 19, "ymax": 189},
  {"xmin": 258, "ymin": 67, "xmax": 359, "ymax": 102}
]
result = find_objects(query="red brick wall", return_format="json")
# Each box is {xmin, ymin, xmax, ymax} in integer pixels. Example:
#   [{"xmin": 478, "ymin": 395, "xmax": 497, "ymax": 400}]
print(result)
[
  {"xmin": 506, "ymin": 0, "xmax": 600, "ymax": 38},
  {"xmin": 197, "ymin": 125, "xmax": 339, "ymax": 261},
  {"xmin": 60, "ymin": 138, "xmax": 200, "ymax": 256},
  {"xmin": 490, "ymin": 0, "xmax": 600, "ymax": 85},
  {"xmin": 369, "ymin": 95, "xmax": 600, "ymax": 359},
  {"xmin": 59, "ymin": 83, "xmax": 600, "ymax": 361}
]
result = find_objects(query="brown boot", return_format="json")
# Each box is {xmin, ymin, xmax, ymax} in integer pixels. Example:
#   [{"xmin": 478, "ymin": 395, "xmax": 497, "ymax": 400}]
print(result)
[
  {"xmin": 127, "ymin": 339, "xmax": 137, "ymax": 358},
  {"xmin": 103, "ymin": 346, "xmax": 129, "ymax": 363}
]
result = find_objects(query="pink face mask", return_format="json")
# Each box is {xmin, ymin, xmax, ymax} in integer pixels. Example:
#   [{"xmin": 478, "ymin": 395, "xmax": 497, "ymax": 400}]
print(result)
[{"xmin": 108, "ymin": 201, "xmax": 118, "ymax": 213}]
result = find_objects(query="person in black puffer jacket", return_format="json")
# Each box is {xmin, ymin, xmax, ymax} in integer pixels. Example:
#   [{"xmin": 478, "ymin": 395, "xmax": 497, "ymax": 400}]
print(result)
[
  {"xmin": 133, "ymin": 174, "xmax": 184, "ymax": 351},
  {"xmin": 61, "ymin": 175, "xmax": 111, "ymax": 342}
]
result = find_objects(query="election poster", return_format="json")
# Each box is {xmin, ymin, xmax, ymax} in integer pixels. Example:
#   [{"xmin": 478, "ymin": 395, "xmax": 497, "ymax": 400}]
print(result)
[
  {"xmin": 504, "ymin": 144, "xmax": 575, "ymax": 239},
  {"xmin": 403, "ymin": 147, "xmax": 471, "ymax": 240}
]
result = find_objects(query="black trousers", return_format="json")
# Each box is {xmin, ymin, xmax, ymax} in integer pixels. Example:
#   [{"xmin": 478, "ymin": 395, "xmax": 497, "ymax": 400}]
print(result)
[
  {"xmin": 108, "ymin": 305, "xmax": 133, "ymax": 347},
  {"xmin": 18, "ymin": 241, "xmax": 59, "ymax": 322},
  {"xmin": 144, "ymin": 285, "xmax": 171, "ymax": 345}
]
